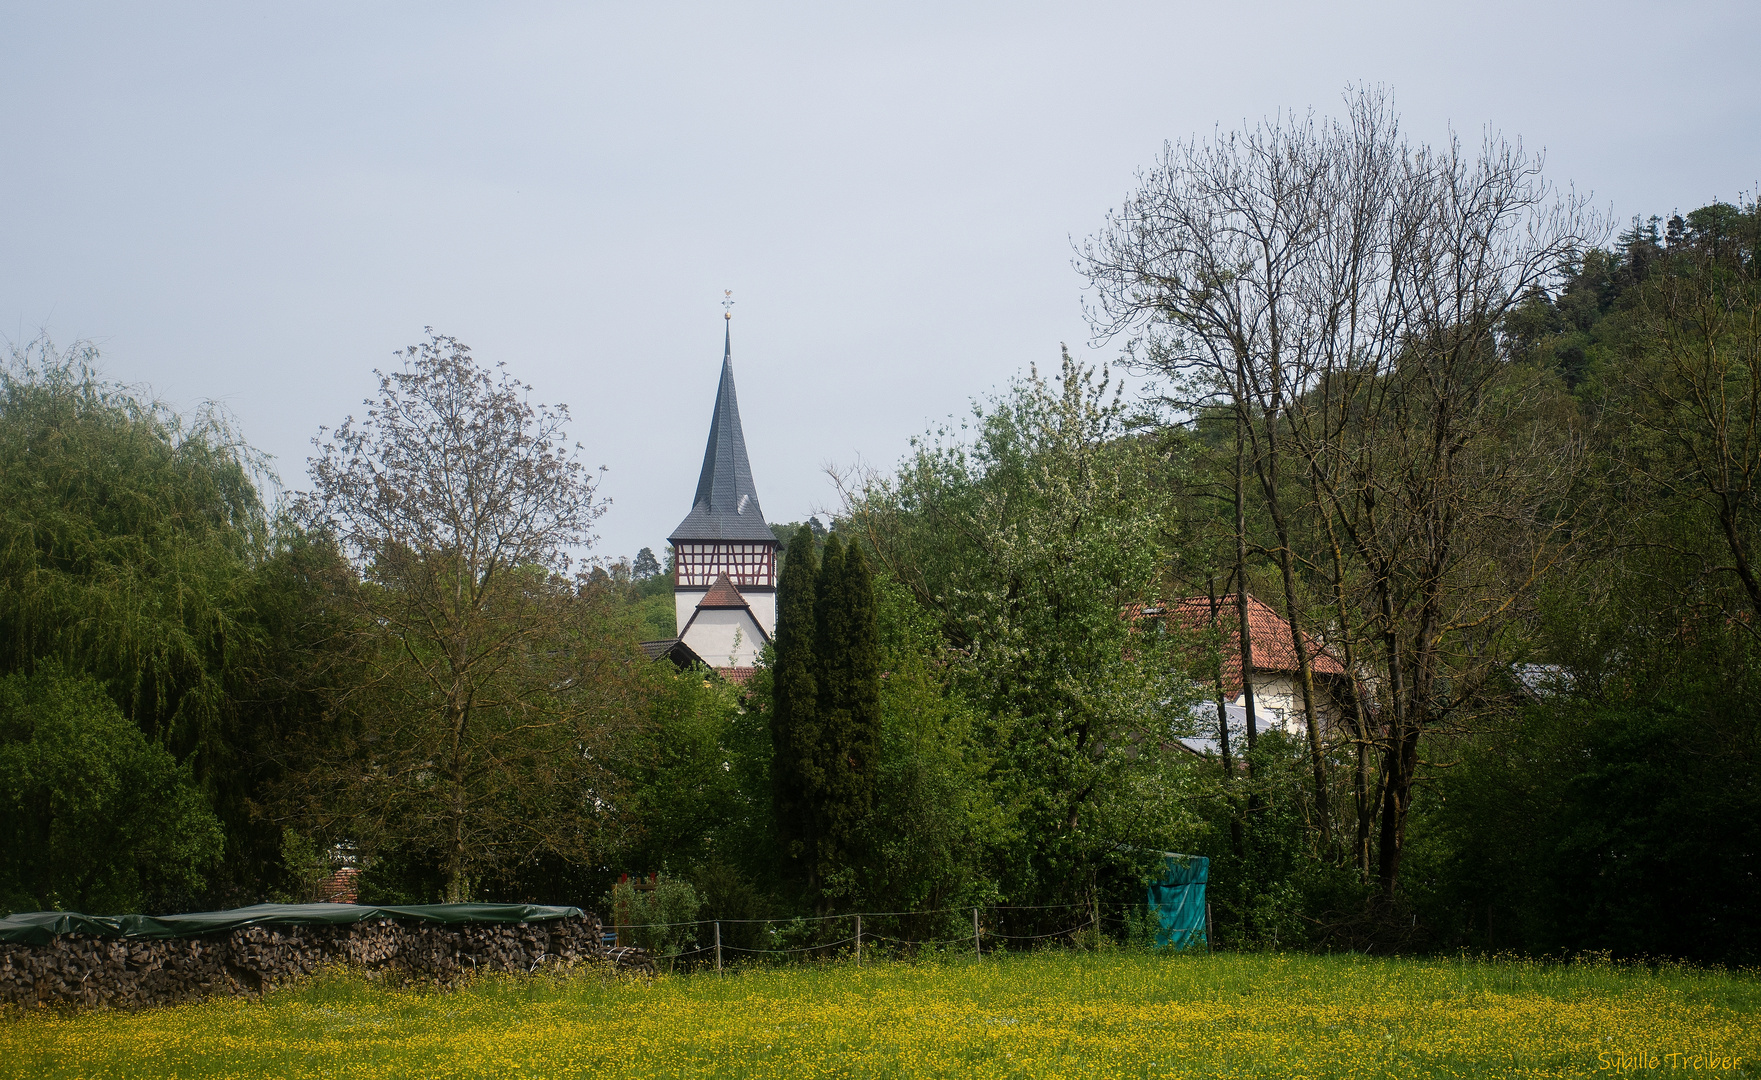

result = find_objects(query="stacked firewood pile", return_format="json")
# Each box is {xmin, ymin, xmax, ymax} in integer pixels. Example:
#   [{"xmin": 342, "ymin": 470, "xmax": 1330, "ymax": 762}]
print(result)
[
  {"xmin": 605, "ymin": 945, "xmax": 658, "ymax": 975},
  {"xmin": 0, "ymin": 913, "xmax": 647, "ymax": 1009}
]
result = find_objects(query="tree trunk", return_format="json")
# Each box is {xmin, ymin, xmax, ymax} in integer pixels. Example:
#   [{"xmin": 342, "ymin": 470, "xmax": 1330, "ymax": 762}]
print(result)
[
  {"xmin": 1208, "ymin": 575, "xmax": 1245, "ymax": 861},
  {"xmin": 1232, "ymin": 409, "xmax": 1260, "ymax": 755},
  {"xmin": 1206, "ymin": 576, "xmax": 1234, "ymax": 777},
  {"xmin": 1373, "ymin": 575, "xmax": 1408, "ymax": 899},
  {"xmin": 1717, "ymin": 495, "xmax": 1761, "ymax": 619},
  {"xmin": 445, "ymin": 692, "xmax": 470, "ymax": 904},
  {"xmin": 1270, "ymin": 522, "xmax": 1332, "ymax": 847},
  {"xmin": 1375, "ymin": 706, "xmax": 1420, "ymax": 898},
  {"xmin": 1313, "ymin": 473, "xmax": 1376, "ymax": 880},
  {"xmin": 1253, "ymin": 396, "xmax": 1331, "ymax": 846}
]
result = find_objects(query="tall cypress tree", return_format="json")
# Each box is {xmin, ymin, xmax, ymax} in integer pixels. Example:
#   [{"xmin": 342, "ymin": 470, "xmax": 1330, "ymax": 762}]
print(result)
[
  {"xmin": 771, "ymin": 524, "xmax": 821, "ymax": 874},
  {"xmin": 822, "ymin": 544, "xmax": 881, "ymax": 879},
  {"xmin": 810, "ymin": 536, "xmax": 849, "ymax": 883}
]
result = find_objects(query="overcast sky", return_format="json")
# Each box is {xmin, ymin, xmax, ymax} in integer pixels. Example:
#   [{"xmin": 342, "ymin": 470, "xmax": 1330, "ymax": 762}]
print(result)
[{"xmin": 5, "ymin": 2, "xmax": 1757, "ymax": 562}]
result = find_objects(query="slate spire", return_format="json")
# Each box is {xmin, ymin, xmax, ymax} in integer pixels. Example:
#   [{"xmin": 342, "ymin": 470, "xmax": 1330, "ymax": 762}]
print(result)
[{"xmin": 670, "ymin": 326, "xmax": 775, "ymax": 543}]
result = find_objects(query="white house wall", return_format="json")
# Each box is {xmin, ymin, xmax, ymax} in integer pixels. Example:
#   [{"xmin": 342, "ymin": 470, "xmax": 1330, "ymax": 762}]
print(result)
[{"xmin": 1229, "ymin": 674, "xmax": 1345, "ymax": 735}]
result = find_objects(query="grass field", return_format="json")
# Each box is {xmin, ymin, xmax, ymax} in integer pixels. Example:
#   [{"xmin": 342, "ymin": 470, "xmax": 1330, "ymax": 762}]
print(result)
[{"xmin": 2, "ymin": 950, "xmax": 1756, "ymax": 1079}]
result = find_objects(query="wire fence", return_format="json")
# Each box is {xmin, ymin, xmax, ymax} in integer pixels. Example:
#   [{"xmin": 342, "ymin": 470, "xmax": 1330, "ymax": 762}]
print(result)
[{"xmin": 605, "ymin": 899, "xmax": 1208, "ymax": 974}]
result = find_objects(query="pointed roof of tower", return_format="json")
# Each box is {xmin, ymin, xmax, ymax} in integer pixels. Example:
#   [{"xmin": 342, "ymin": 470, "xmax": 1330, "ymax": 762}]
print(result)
[{"xmin": 670, "ymin": 326, "xmax": 776, "ymax": 543}]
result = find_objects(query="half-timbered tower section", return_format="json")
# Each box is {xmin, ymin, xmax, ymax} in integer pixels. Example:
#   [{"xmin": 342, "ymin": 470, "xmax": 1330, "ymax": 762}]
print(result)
[{"xmin": 667, "ymin": 324, "xmax": 777, "ymax": 671}]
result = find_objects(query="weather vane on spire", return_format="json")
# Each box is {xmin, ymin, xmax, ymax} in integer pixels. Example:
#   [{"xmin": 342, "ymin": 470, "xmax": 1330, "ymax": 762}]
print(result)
[{"xmin": 722, "ymin": 289, "xmax": 734, "ymax": 321}]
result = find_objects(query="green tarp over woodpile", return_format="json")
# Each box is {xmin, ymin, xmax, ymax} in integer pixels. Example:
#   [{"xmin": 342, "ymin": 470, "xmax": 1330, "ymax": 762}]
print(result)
[
  {"xmin": 1147, "ymin": 855, "xmax": 1208, "ymax": 950},
  {"xmin": 0, "ymin": 903, "xmax": 585, "ymax": 946}
]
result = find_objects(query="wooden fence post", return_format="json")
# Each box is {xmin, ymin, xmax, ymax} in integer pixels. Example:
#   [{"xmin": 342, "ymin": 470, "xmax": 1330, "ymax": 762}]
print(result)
[
  {"xmin": 715, "ymin": 921, "xmax": 722, "ymax": 975},
  {"xmin": 974, "ymin": 908, "xmax": 981, "ymax": 958},
  {"xmin": 855, "ymin": 915, "xmax": 861, "ymax": 966}
]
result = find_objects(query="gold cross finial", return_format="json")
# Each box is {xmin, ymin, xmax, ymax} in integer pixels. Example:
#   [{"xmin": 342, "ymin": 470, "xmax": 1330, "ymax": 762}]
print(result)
[{"xmin": 722, "ymin": 289, "xmax": 734, "ymax": 320}]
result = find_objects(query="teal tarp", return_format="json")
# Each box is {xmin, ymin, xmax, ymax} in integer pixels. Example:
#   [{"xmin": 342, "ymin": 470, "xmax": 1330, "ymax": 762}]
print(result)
[
  {"xmin": 0, "ymin": 903, "xmax": 584, "ymax": 946},
  {"xmin": 1147, "ymin": 855, "xmax": 1208, "ymax": 950}
]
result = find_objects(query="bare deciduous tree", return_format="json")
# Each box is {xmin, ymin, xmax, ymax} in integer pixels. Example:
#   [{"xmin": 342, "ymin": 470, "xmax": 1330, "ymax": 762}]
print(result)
[
  {"xmin": 1080, "ymin": 105, "xmax": 1338, "ymax": 844},
  {"xmin": 1082, "ymin": 88, "xmax": 1600, "ymax": 897}
]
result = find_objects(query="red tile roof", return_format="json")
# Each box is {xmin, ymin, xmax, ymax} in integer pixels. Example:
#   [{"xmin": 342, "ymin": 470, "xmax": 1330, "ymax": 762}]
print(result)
[
  {"xmin": 1154, "ymin": 594, "xmax": 1345, "ymax": 695},
  {"xmin": 697, "ymin": 573, "xmax": 750, "ymax": 609},
  {"xmin": 716, "ymin": 666, "xmax": 756, "ymax": 685}
]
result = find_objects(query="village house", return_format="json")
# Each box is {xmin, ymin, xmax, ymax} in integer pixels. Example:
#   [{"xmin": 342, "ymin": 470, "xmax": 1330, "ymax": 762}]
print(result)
[{"xmin": 1159, "ymin": 594, "xmax": 1354, "ymax": 755}]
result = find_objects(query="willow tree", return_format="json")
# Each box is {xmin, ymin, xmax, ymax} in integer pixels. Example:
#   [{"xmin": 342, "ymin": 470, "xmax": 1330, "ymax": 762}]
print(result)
[
  {"xmin": 298, "ymin": 331, "xmax": 639, "ymax": 902},
  {"xmin": 0, "ymin": 337, "xmax": 285, "ymax": 899},
  {"xmin": 0, "ymin": 339, "xmax": 267, "ymax": 751},
  {"xmin": 0, "ymin": 665, "xmax": 223, "ymax": 912}
]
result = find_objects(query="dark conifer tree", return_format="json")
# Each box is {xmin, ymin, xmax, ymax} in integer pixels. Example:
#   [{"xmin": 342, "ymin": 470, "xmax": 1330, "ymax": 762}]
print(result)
[
  {"xmin": 770, "ymin": 524, "xmax": 821, "ymax": 876},
  {"xmin": 822, "ymin": 543, "xmax": 882, "ymax": 881},
  {"xmin": 810, "ymin": 535, "xmax": 849, "ymax": 884},
  {"xmin": 811, "ymin": 539, "xmax": 848, "ymax": 710}
]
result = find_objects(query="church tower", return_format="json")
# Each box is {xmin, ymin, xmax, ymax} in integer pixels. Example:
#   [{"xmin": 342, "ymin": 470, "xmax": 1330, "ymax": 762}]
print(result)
[{"xmin": 668, "ymin": 318, "xmax": 777, "ymax": 673}]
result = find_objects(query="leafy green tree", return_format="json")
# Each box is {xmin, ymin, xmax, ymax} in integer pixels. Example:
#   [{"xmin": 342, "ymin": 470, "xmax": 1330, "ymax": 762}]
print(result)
[
  {"xmin": 0, "ymin": 665, "xmax": 223, "ymax": 913},
  {"xmin": 857, "ymin": 572, "xmax": 1003, "ymax": 926},
  {"xmin": 1404, "ymin": 199, "xmax": 1761, "ymax": 963},
  {"xmin": 594, "ymin": 557, "xmax": 678, "ymax": 643},
  {"xmin": 295, "ymin": 331, "xmax": 643, "ymax": 902},
  {"xmin": 0, "ymin": 340, "xmax": 268, "ymax": 750},
  {"xmin": 617, "ymin": 665, "xmax": 748, "ymax": 880},
  {"xmin": 809, "ymin": 535, "xmax": 848, "ymax": 891},
  {"xmin": 1611, "ymin": 199, "xmax": 1761, "ymax": 623},
  {"xmin": 605, "ymin": 872, "xmax": 704, "ymax": 960},
  {"xmin": 845, "ymin": 351, "xmax": 1198, "ymax": 918},
  {"xmin": 771, "ymin": 519, "xmax": 828, "ymax": 552},
  {"xmin": 1417, "ymin": 585, "xmax": 1761, "ymax": 964}
]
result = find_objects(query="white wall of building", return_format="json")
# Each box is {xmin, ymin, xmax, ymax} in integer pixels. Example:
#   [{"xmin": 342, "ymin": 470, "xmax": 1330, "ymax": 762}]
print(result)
[
  {"xmin": 675, "ymin": 589, "xmax": 776, "ymax": 640},
  {"xmin": 1231, "ymin": 675, "xmax": 1302, "ymax": 734},
  {"xmin": 675, "ymin": 590, "xmax": 705, "ymax": 636},
  {"xmin": 682, "ymin": 607, "xmax": 768, "ymax": 668},
  {"xmin": 745, "ymin": 591, "xmax": 776, "ymax": 637},
  {"xmin": 1229, "ymin": 673, "xmax": 1345, "ymax": 735}
]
